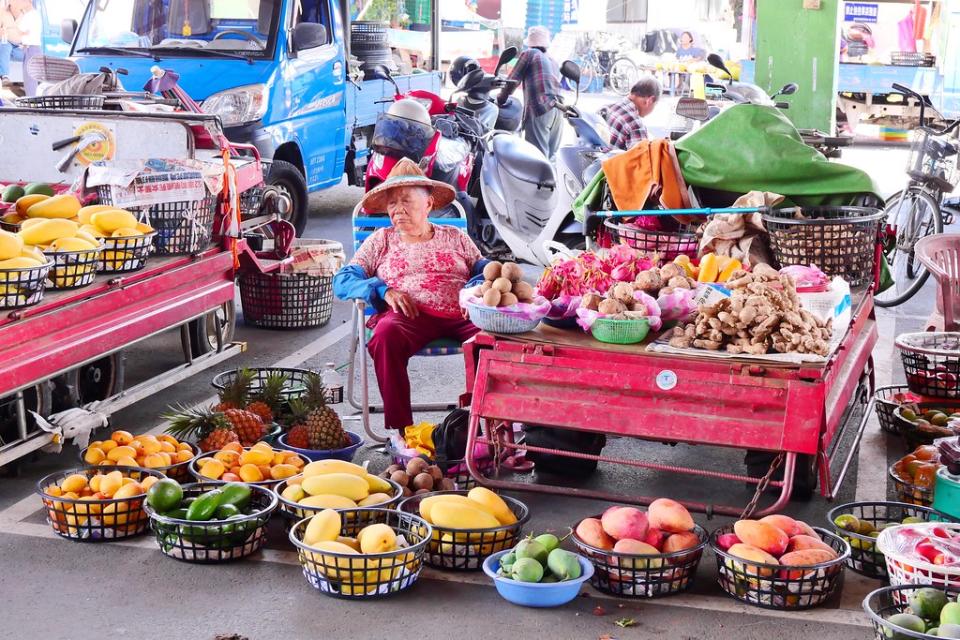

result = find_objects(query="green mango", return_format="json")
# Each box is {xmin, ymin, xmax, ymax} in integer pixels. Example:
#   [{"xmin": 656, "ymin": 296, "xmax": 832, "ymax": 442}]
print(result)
[
  {"xmin": 547, "ymin": 548, "xmax": 582, "ymax": 581},
  {"xmin": 514, "ymin": 539, "xmax": 548, "ymax": 565},
  {"xmin": 534, "ymin": 533, "xmax": 560, "ymax": 553},
  {"xmin": 161, "ymin": 507, "xmax": 189, "ymax": 520},
  {"xmin": 939, "ymin": 624, "xmax": 960, "ymax": 639},
  {"xmin": 511, "ymin": 557, "xmax": 544, "ymax": 583},
  {"xmin": 147, "ymin": 478, "xmax": 183, "ymax": 513},
  {"xmin": 218, "ymin": 482, "xmax": 252, "ymax": 510},
  {"xmin": 942, "ymin": 602, "xmax": 960, "ymax": 627},
  {"xmin": 185, "ymin": 489, "xmax": 223, "ymax": 521},
  {"xmin": 885, "ymin": 613, "xmax": 926, "ymax": 639},
  {"xmin": 23, "ymin": 183, "xmax": 54, "ymax": 197},
  {"xmin": 909, "ymin": 588, "xmax": 949, "ymax": 620},
  {"xmin": 2, "ymin": 185, "xmax": 24, "ymax": 203},
  {"xmin": 215, "ymin": 503, "xmax": 240, "ymax": 520}
]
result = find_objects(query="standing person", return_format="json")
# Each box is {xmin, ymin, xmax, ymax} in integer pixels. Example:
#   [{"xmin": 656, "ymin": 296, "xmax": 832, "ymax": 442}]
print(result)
[
  {"xmin": 0, "ymin": 0, "xmax": 40, "ymax": 94},
  {"xmin": 675, "ymin": 31, "xmax": 706, "ymax": 60},
  {"xmin": 497, "ymin": 26, "xmax": 563, "ymax": 161},
  {"xmin": 601, "ymin": 76, "xmax": 661, "ymax": 150}
]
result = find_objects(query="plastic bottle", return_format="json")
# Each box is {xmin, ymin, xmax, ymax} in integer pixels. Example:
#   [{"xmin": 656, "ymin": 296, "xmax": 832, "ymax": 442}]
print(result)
[{"xmin": 321, "ymin": 362, "xmax": 344, "ymax": 404}]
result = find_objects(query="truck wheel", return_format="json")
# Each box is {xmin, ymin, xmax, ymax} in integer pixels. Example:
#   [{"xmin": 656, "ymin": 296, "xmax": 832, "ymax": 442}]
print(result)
[
  {"xmin": 745, "ymin": 451, "xmax": 817, "ymax": 501},
  {"xmin": 76, "ymin": 355, "xmax": 123, "ymax": 404},
  {"xmin": 267, "ymin": 160, "xmax": 308, "ymax": 236},
  {"xmin": 186, "ymin": 301, "xmax": 237, "ymax": 358}
]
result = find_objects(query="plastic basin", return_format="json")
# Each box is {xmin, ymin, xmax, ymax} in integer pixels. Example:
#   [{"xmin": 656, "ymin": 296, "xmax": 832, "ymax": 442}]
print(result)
[
  {"xmin": 277, "ymin": 430, "xmax": 364, "ymax": 462},
  {"xmin": 482, "ymin": 550, "xmax": 594, "ymax": 607}
]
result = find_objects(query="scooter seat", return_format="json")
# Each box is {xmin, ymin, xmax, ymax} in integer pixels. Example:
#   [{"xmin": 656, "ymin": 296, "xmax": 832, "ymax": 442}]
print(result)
[{"xmin": 491, "ymin": 134, "xmax": 556, "ymax": 189}]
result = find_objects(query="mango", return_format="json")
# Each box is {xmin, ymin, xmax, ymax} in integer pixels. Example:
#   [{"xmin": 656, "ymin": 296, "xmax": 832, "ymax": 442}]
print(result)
[
  {"xmin": 26, "ymin": 194, "xmax": 82, "ymax": 219},
  {"xmin": 2, "ymin": 184, "xmax": 24, "ymax": 202},
  {"xmin": 301, "ymin": 473, "xmax": 370, "ymax": 502},
  {"xmin": 99, "ymin": 471, "xmax": 124, "ymax": 498},
  {"xmin": 725, "ymin": 543, "xmax": 779, "ymax": 577},
  {"xmin": 417, "ymin": 494, "xmax": 474, "ymax": 522},
  {"xmin": 794, "ymin": 520, "xmax": 818, "ymax": 538},
  {"xmin": 336, "ymin": 536, "xmax": 361, "ymax": 552},
  {"xmin": 111, "ymin": 227, "xmax": 142, "ymax": 238},
  {"xmin": 19, "ymin": 218, "xmax": 79, "ymax": 246},
  {"xmin": 303, "ymin": 459, "xmax": 367, "ymax": 478},
  {"xmin": 48, "ymin": 236, "xmax": 98, "ymax": 252},
  {"xmin": 60, "ymin": 473, "xmax": 89, "ymax": 494},
  {"xmin": 778, "ymin": 549, "xmax": 836, "ymax": 579},
  {"xmin": 80, "ymin": 224, "xmax": 105, "ymax": 238},
  {"xmin": 358, "ymin": 523, "xmax": 397, "ymax": 554},
  {"xmin": 942, "ymin": 602, "xmax": 960, "ymax": 627},
  {"xmin": 238, "ymin": 448, "xmax": 273, "ymax": 466},
  {"xmin": 467, "ymin": 487, "xmax": 517, "ymax": 525},
  {"xmin": 135, "ymin": 222, "xmax": 154, "ymax": 234},
  {"xmin": 77, "ymin": 205, "xmax": 117, "ymax": 225},
  {"xmin": 238, "ymin": 463, "xmax": 263, "ymax": 483},
  {"xmin": 734, "ymin": 519, "xmax": 789, "ymax": 557},
  {"xmin": 0, "ymin": 230, "xmax": 23, "ymax": 260},
  {"xmin": 309, "ymin": 541, "xmax": 361, "ymax": 579},
  {"xmin": 612, "ymin": 539, "xmax": 663, "ymax": 569},
  {"xmin": 601, "ymin": 506, "xmax": 649, "ymax": 541},
  {"xmin": 23, "ymin": 183, "xmax": 54, "ymax": 197},
  {"xmin": 15, "ymin": 194, "xmax": 49, "ymax": 216},
  {"xmin": 304, "ymin": 509, "xmax": 342, "ymax": 546},
  {"xmin": 199, "ymin": 459, "xmax": 225, "ymax": 479},
  {"xmin": 758, "ymin": 514, "xmax": 801, "ymax": 537},
  {"xmin": 910, "ymin": 588, "xmax": 949, "ymax": 620},
  {"xmin": 0, "ymin": 256, "xmax": 42, "ymax": 272},
  {"xmin": 357, "ymin": 492, "xmax": 392, "ymax": 507},
  {"xmin": 100, "ymin": 501, "xmax": 132, "ymax": 526},
  {"xmin": 430, "ymin": 501, "xmax": 499, "ymax": 530},
  {"xmin": 112, "ymin": 482, "xmax": 143, "ymax": 500},
  {"xmin": 786, "ymin": 534, "xmax": 837, "ymax": 557},
  {"xmin": 662, "ymin": 531, "xmax": 700, "ymax": 554},
  {"xmin": 575, "ymin": 517, "xmax": 615, "ymax": 550},
  {"xmin": 280, "ymin": 483, "xmax": 306, "ymax": 503},
  {"xmin": 298, "ymin": 494, "xmax": 358, "ymax": 510},
  {"xmin": 887, "ymin": 613, "xmax": 926, "ymax": 638},
  {"xmin": 270, "ymin": 463, "xmax": 298, "ymax": 480},
  {"xmin": 106, "ymin": 445, "xmax": 136, "ymax": 462},
  {"xmin": 364, "ymin": 474, "xmax": 393, "ymax": 494},
  {"xmin": 91, "ymin": 209, "xmax": 138, "ymax": 234},
  {"xmin": 648, "ymin": 498, "xmax": 695, "ymax": 533}
]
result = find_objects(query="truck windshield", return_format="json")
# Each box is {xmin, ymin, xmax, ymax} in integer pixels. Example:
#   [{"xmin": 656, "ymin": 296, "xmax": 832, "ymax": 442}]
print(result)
[{"xmin": 74, "ymin": 0, "xmax": 281, "ymax": 59}]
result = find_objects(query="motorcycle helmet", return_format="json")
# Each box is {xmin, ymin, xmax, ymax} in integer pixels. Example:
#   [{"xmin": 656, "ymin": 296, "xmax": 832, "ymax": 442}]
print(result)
[
  {"xmin": 494, "ymin": 96, "xmax": 522, "ymax": 132},
  {"xmin": 373, "ymin": 98, "xmax": 434, "ymax": 160},
  {"xmin": 386, "ymin": 98, "xmax": 432, "ymax": 128},
  {"xmin": 449, "ymin": 55, "xmax": 481, "ymax": 86}
]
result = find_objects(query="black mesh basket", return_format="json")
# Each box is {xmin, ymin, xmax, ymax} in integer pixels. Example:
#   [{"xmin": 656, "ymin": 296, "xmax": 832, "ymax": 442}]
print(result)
[
  {"xmin": 864, "ymin": 584, "xmax": 960, "ymax": 640},
  {"xmin": 762, "ymin": 206, "xmax": 884, "ymax": 288},
  {"xmin": 145, "ymin": 483, "xmax": 278, "ymax": 563},
  {"xmin": 896, "ymin": 332, "xmax": 960, "ymax": 399},
  {"xmin": 572, "ymin": 523, "xmax": 709, "ymax": 597},
  {"xmin": 44, "ymin": 246, "xmax": 102, "ymax": 290},
  {"xmin": 189, "ymin": 448, "xmax": 309, "ymax": 489},
  {"xmin": 602, "ymin": 217, "xmax": 699, "ymax": 261},
  {"xmin": 385, "ymin": 442, "xmax": 495, "ymax": 490},
  {"xmin": 876, "ymin": 385, "xmax": 914, "ymax": 434},
  {"xmin": 398, "ymin": 491, "xmax": 529, "ymax": 571},
  {"xmin": 275, "ymin": 478, "xmax": 403, "ymax": 534},
  {"xmin": 79, "ymin": 442, "xmax": 197, "ymax": 483},
  {"xmin": 889, "ymin": 464, "xmax": 936, "ymax": 507},
  {"xmin": 0, "ymin": 213, "xmax": 20, "ymax": 233},
  {"xmin": 827, "ymin": 501, "xmax": 956, "ymax": 580},
  {"xmin": 240, "ymin": 188, "xmax": 264, "ymax": 219},
  {"xmin": 36, "ymin": 466, "xmax": 166, "ymax": 542},
  {"xmin": 711, "ymin": 525, "xmax": 849, "ymax": 610},
  {"xmin": 16, "ymin": 94, "xmax": 106, "ymax": 110},
  {"xmin": 290, "ymin": 508, "xmax": 432, "ymax": 599},
  {"xmin": 238, "ymin": 270, "xmax": 334, "ymax": 329},
  {"xmin": 0, "ymin": 259, "xmax": 53, "ymax": 309},
  {"xmin": 211, "ymin": 367, "xmax": 314, "ymax": 402},
  {"xmin": 894, "ymin": 402, "xmax": 960, "ymax": 449},
  {"xmin": 96, "ymin": 233, "xmax": 156, "ymax": 273}
]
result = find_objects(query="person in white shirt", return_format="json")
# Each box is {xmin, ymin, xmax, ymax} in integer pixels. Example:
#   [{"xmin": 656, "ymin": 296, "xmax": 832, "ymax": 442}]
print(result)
[{"xmin": 0, "ymin": 0, "xmax": 41, "ymax": 94}]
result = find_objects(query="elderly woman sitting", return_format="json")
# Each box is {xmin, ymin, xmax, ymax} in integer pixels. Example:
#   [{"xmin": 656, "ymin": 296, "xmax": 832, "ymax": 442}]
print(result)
[{"xmin": 333, "ymin": 159, "xmax": 488, "ymax": 431}]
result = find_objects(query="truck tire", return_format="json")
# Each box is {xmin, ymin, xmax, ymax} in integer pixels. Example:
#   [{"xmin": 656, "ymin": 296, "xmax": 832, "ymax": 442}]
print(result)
[
  {"xmin": 267, "ymin": 160, "xmax": 308, "ymax": 236},
  {"xmin": 745, "ymin": 451, "xmax": 817, "ymax": 501},
  {"xmin": 186, "ymin": 301, "xmax": 237, "ymax": 358}
]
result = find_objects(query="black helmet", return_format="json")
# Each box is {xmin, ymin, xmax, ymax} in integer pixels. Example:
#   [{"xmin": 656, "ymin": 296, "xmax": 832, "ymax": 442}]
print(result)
[{"xmin": 449, "ymin": 56, "xmax": 480, "ymax": 86}]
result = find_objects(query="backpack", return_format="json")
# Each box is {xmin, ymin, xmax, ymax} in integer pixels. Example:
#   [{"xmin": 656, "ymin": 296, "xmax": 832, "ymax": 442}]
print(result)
[
  {"xmin": 431, "ymin": 408, "xmax": 471, "ymax": 465},
  {"xmin": 523, "ymin": 425, "xmax": 606, "ymax": 477}
]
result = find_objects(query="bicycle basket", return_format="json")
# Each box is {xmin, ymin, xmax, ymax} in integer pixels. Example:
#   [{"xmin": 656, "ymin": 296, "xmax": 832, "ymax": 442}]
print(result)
[{"xmin": 906, "ymin": 130, "xmax": 958, "ymax": 194}]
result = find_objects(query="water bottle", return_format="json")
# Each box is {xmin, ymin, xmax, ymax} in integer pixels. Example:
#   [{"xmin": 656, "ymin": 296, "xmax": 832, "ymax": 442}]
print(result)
[{"xmin": 321, "ymin": 362, "xmax": 344, "ymax": 405}]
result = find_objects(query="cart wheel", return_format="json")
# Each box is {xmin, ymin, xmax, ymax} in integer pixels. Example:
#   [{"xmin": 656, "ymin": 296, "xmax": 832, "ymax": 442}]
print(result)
[
  {"xmin": 0, "ymin": 382, "xmax": 52, "ymax": 449},
  {"xmin": 745, "ymin": 451, "xmax": 817, "ymax": 501},
  {"xmin": 75, "ymin": 354, "xmax": 123, "ymax": 404},
  {"xmin": 187, "ymin": 301, "xmax": 237, "ymax": 358},
  {"xmin": 266, "ymin": 160, "xmax": 308, "ymax": 236},
  {"xmin": 608, "ymin": 57, "xmax": 639, "ymax": 96}
]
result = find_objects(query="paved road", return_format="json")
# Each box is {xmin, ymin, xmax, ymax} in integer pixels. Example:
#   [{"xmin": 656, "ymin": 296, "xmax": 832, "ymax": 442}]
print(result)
[{"xmin": 0, "ymin": 106, "xmax": 939, "ymax": 639}]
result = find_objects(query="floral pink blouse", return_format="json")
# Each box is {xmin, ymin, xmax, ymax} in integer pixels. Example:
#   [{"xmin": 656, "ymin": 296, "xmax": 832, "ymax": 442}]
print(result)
[{"xmin": 352, "ymin": 225, "xmax": 482, "ymax": 318}]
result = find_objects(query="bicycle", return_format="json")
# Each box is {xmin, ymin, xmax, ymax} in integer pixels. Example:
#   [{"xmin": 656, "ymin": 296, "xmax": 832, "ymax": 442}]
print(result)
[{"xmin": 873, "ymin": 82, "xmax": 960, "ymax": 308}]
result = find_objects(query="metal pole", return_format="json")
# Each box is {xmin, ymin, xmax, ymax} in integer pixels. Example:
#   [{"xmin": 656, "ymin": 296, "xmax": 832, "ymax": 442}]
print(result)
[
  {"xmin": 430, "ymin": 0, "xmax": 440, "ymax": 71},
  {"xmin": 342, "ymin": 0, "xmax": 352, "ymax": 60}
]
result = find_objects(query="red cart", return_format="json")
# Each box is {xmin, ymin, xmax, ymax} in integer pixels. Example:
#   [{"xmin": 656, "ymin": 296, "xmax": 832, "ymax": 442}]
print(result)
[{"xmin": 461, "ymin": 290, "xmax": 877, "ymax": 517}]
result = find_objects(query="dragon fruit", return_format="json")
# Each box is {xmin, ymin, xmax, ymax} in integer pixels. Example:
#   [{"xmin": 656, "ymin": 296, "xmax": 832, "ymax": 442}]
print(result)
[{"xmin": 537, "ymin": 247, "xmax": 657, "ymax": 299}]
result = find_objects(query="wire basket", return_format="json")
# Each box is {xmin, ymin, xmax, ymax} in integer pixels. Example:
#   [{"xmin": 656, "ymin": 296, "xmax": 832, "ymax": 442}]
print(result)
[
  {"xmin": 591, "ymin": 317, "xmax": 650, "ymax": 344},
  {"xmin": 36, "ymin": 466, "xmax": 166, "ymax": 541},
  {"xmin": 864, "ymin": 584, "xmax": 960, "ymax": 640},
  {"xmin": 572, "ymin": 522, "xmax": 709, "ymax": 597},
  {"xmin": 710, "ymin": 524, "xmax": 849, "ymax": 610},
  {"xmin": 274, "ymin": 477, "xmax": 403, "ymax": 533},
  {"xmin": 897, "ymin": 333, "xmax": 960, "ymax": 399},
  {"xmin": 290, "ymin": 508, "xmax": 432, "ymax": 599},
  {"xmin": 890, "ymin": 52, "xmax": 936, "ymax": 67},
  {"xmin": 78, "ymin": 442, "xmax": 197, "ymax": 483},
  {"xmin": 878, "ymin": 522, "xmax": 960, "ymax": 588},
  {"xmin": 603, "ymin": 218, "xmax": 699, "ymax": 261},
  {"xmin": 189, "ymin": 448, "xmax": 309, "ymax": 489},
  {"xmin": 211, "ymin": 367, "xmax": 314, "ymax": 404},
  {"xmin": 876, "ymin": 385, "xmax": 916, "ymax": 434},
  {"xmin": 0, "ymin": 259, "xmax": 53, "ymax": 309},
  {"xmin": 906, "ymin": 130, "xmax": 958, "ymax": 194},
  {"xmin": 16, "ymin": 94, "xmax": 106, "ymax": 110},
  {"xmin": 763, "ymin": 206, "xmax": 884, "ymax": 288},
  {"xmin": 895, "ymin": 403, "xmax": 960, "ymax": 448},
  {"xmin": 0, "ymin": 212, "xmax": 19, "ymax": 232},
  {"xmin": 96, "ymin": 232, "xmax": 156, "ymax": 273},
  {"xmin": 238, "ymin": 270, "xmax": 334, "ymax": 329},
  {"xmin": 827, "ymin": 501, "xmax": 957, "ymax": 580},
  {"xmin": 240, "ymin": 187, "xmax": 265, "ymax": 219},
  {"xmin": 889, "ymin": 464, "xmax": 936, "ymax": 507},
  {"xmin": 146, "ymin": 197, "xmax": 216, "ymax": 255},
  {"xmin": 385, "ymin": 442, "xmax": 497, "ymax": 491},
  {"xmin": 145, "ymin": 483, "xmax": 278, "ymax": 563},
  {"xmin": 466, "ymin": 303, "xmax": 542, "ymax": 334},
  {"xmin": 397, "ymin": 491, "xmax": 530, "ymax": 571},
  {"xmin": 43, "ymin": 245, "xmax": 102, "ymax": 290}
]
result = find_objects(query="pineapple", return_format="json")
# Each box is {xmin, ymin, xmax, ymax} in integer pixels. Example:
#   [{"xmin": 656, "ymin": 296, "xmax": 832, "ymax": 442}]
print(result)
[
  {"xmin": 247, "ymin": 371, "xmax": 287, "ymax": 423},
  {"xmin": 164, "ymin": 404, "xmax": 239, "ymax": 452},
  {"xmin": 224, "ymin": 408, "xmax": 266, "ymax": 446},
  {"xmin": 301, "ymin": 373, "xmax": 348, "ymax": 450},
  {"xmin": 286, "ymin": 424, "xmax": 310, "ymax": 449},
  {"xmin": 215, "ymin": 369, "xmax": 254, "ymax": 412},
  {"xmin": 214, "ymin": 369, "xmax": 266, "ymax": 445}
]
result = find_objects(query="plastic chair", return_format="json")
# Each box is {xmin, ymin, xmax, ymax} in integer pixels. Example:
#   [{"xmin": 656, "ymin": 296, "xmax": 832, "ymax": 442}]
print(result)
[
  {"xmin": 916, "ymin": 234, "xmax": 960, "ymax": 331},
  {"xmin": 344, "ymin": 201, "xmax": 469, "ymax": 443}
]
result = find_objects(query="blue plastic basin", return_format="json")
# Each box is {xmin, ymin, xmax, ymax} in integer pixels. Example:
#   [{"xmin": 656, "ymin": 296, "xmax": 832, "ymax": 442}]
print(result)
[
  {"xmin": 277, "ymin": 430, "xmax": 364, "ymax": 462},
  {"xmin": 482, "ymin": 550, "xmax": 594, "ymax": 607}
]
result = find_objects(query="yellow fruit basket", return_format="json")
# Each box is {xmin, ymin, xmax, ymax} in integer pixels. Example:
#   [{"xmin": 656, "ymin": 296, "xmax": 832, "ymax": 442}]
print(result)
[
  {"xmin": 189, "ymin": 447, "xmax": 309, "ymax": 489},
  {"xmin": 290, "ymin": 508, "xmax": 432, "ymax": 599},
  {"xmin": 36, "ymin": 465, "xmax": 166, "ymax": 541},
  {"xmin": 43, "ymin": 243, "xmax": 104, "ymax": 290},
  {"xmin": 398, "ymin": 490, "xmax": 530, "ymax": 571},
  {"xmin": 0, "ymin": 257, "xmax": 53, "ymax": 309},
  {"xmin": 97, "ymin": 232, "xmax": 157, "ymax": 273},
  {"xmin": 275, "ymin": 477, "xmax": 403, "ymax": 533}
]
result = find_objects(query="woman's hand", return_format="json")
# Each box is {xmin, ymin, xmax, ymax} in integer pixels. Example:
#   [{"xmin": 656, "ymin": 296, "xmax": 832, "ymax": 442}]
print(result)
[{"xmin": 384, "ymin": 288, "xmax": 419, "ymax": 319}]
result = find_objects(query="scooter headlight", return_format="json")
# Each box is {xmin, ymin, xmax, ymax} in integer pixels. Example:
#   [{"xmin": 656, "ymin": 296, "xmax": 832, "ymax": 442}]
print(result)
[{"xmin": 203, "ymin": 84, "xmax": 269, "ymax": 127}]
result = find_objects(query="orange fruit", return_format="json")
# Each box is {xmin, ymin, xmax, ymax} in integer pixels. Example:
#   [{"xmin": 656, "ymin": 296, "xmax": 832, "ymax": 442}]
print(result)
[
  {"xmin": 239, "ymin": 463, "xmax": 264, "ymax": 483},
  {"xmin": 221, "ymin": 472, "xmax": 241, "ymax": 482},
  {"xmin": 60, "ymin": 474, "xmax": 88, "ymax": 494},
  {"xmin": 270, "ymin": 464, "xmax": 298, "ymax": 480},
  {"xmin": 159, "ymin": 441, "xmax": 176, "ymax": 453},
  {"xmin": 214, "ymin": 450, "xmax": 239, "ymax": 466},
  {"xmin": 140, "ymin": 438, "xmax": 162, "ymax": 455},
  {"xmin": 142, "ymin": 454, "xmax": 166, "ymax": 468},
  {"xmin": 157, "ymin": 452, "xmax": 172, "ymax": 466},
  {"xmin": 199, "ymin": 459, "xmax": 225, "ymax": 479},
  {"xmin": 100, "ymin": 439, "xmax": 118, "ymax": 453},
  {"xmin": 106, "ymin": 445, "xmax": 136, "ymax": 462},
  {"xmin": 83, "ymin": 447, "xmax": 106, "ymax": 465},
  {"xmin": 256, "ymin": 464, "xmax": 272, "ymax": 479},
  {"xmin": 158, "ymin": 434, "xmax": 179, "ymax": 446},
  {"xmin": 175, "ymin": 450, "xmax": 194, "ymax": 463},
  {"xmin": 45, "ymin": 484, "xmax": 63, "ymax": 497},
  {"xmin": 115, "ymin": 456, "xmax": 139, "ymax": 468},
  {"xmin": 128, "ymin": 439, "xmax": 146, "ymax": 456},
  {"xmin": 177, "ymin": 441, "xmax": 193, "ymax": 452},
  {"xmin": 111, "ymin": 430, "xmax": 134, "ymax": 445},
  {"xmin": 221, "ymin": 441, "xmax": 243, "ymax": 454}
]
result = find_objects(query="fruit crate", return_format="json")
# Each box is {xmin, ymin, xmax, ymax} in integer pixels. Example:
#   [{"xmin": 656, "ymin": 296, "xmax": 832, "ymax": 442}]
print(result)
[
  {"xmin": 96, "ymin": 232, "xmax": 157, "ymax": 273},
  {"xmin": 238, "ymin": 270, "xmax": 334, "ymax": 329},
  {"xmin": 36, "ymin": 466, "xmax": 166, "ymax": 542},
  {"xmin": 894, "ymin": 403, "xmax": 960, "ymax": 449},
  {"xmin": 572, "ymin": 523, "xmax": 709, "ymax": 598},
  {"xmin": 145, "ymin": 483, "xmax": 278, "ymax": 563},
  {"xmin": 878, "ymin": 522, "xmax": 960, "ymax": 588},
  {"xmin": 79, "ymin": 442, "xmax": 198, "ymax": 483},
  {"xmin": 290, "ymin": 508, "xmax": 432, "ymax": 599},
  {"xmin": 890, "ymin": 464, "xmax": 936, "ymax": 507},
  {"xmin": 864, "ymin": 584, "xmax": 960, "ymax": 640},
  {"xmin": 188, "ymin": 448, "xmax": 309, "ymax": 489},
  {"xmin": 827, "ymin": 501, "xmax": 958, "ymax": 580},
  {"xmin": 897, "ymin": 333, "xmax": 960, "ymax": 400},
  {"xmin": 210, "ymin": 367, "xmax": 314, "ymax": 403},
  {"xmin": 0, "ymin": 259, "xmax": 53, "ymax": 309},
  {"xmin": 274, "ymin": 477, "xmax": 403, "ymax": 534},
  {"xmin": 398, "ymin": 490, "xmax": 530, "ymax": 571},
  {"xmin": 710, "ymin": 525, "xmax": 850, "ymax": 610},
  {"xmin": 875, "ymin": 385, "xmax": 915, "ymax": 434}
]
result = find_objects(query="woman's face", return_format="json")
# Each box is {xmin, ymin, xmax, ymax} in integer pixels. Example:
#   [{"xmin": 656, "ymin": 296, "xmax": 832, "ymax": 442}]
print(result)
[
  {"xmin": 386, "ymin": 186, "xmax": 432, "ymax": 235},
  {"xmin": 680, "ymin": 33, "xmax": 693, "ymax": 48}
]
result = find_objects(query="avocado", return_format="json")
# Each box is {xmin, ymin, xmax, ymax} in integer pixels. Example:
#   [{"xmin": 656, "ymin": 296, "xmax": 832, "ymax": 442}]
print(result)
[
  {"xmin": 2, "ymin": 185, "xmax": 24, "ymax": 202},
  {"xmin": 23, "ymin": 183, "xmax": 54, "ymax": 197}
]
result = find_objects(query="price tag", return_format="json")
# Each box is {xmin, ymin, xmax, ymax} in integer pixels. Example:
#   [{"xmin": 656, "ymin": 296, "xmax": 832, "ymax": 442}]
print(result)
[{"xmin": 656, "ymin": 370, "xmax": 678, "ymax": 391}]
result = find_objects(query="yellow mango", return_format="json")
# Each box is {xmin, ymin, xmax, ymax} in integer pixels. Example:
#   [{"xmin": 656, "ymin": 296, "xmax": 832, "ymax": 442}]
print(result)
[
  {"xmin": 19, "ymin": 218, "xmax": 79, "ymax": 246},
  {"xmin": 717, "ymin": 258, "xmax": 742, "ymax": 283},
  {"xmin": 697, "ymin": 253, "xmax": 720, "ymax": 283},
  {"xmin": 418, "ymin": 494, "xmax": 485, "ymax": 523},
  {"xmin": 90, "ymin": 209, "xmax": 138, "ymax": 234},
  {"xmin": 83, "ymin": 447, "xmax": 106, "ymax": 465},
  {"xmin": 135, "ymin": 222, "xmax": 154, "ymax": 234},
  {"xmin": 280, "ymin": 483, "xmax": 306, "ymax": 503},
  {"xmin": 60, "ymin": 473, "xmax": 89, "ymax": 494},
  {"xmin": 301, "ymin": 473, "xmax": 369, "ymax": 501},
  {"xmin": 364, "ymin": 474, "xmax": 393, "ymax": 494},
  {"xmin": 430, "ymin": 501, "xmax": 500, "ymax": 530},
  {"xmin": 112, "ymin": 482, "xmax": 143, "ymax": 500},
  {"xmin": 100, "ymin": 502, "xmax": 131, "ymax": 526},
  {"xmin": 298, "ymin": 494, "xmax": 358, "ymax": 510},
  {"xmin": 304, "ymin": 509, "xmax": 342, "ymax": 546},
  {"xmin": 357, "ymin": 492, "xmax": 392, "ymax": 507},
  {"xmin": 0, "ymin": 229, "xmax": 23, "ymax": 260},
  {"xmin": 77, "ymin": 205, "xmax": 117, "ymax": 225},
  {"xmin": 238, "ymin": 449, "xmax": 273, "ymax": 466},
  {"xmin": 357, "ymin": 523, "xmax": 397, "ymax": 553},
  {"xmin": 111, "ymin": 227, "xmax": 141, "ymax": 238},
  {"xmin": 73, "ymin": 230, "xmax": 100, "ymax": 246},
  {"xmin": 467, "ymin": 487, "xmax": 517, "ymax": 525},
  {"xmin": 269, "ymin": 463, "xmax": 298, "ymax": 480},
  {"xmin": 106, "ymin": 445, "xmax": 136, "ymax": 462},
  {"xmin": 302, "ymin": 459, "xmax": 367, "ymax": 478},
  {"xmin": 238, "ymin": 463, "xmax": 263, "ymax": 483},
  {"xmin": 199, "ymin": 458, "xmax": 225, "ymax": 479},
  {"xmin": 308, "ymin": 541, "xmax": 361, "ymax": 579},
  {"xmin": 80, "ymin": 224, "xmax": 105, "ymax": 238},
  {"xmin": 26, "ymin": 194, "xmax": 82, "ymax": 219},
  {"xmin": 48, "ymin": 236, "xmax": 98, "ymax": 252},
  {"xmin": 15, "ymin": 194, "xmax": 49, "ymax": 216},
  {"xmin": 1, "ymin": 212, "xmax": 23, "ymax": 225},
  {"xmin": 99, "ymin": 470, "xmax": 124, "ymax": 497}
]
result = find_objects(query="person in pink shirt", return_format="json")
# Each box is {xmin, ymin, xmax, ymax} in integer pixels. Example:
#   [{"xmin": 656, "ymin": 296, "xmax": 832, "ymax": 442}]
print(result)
[{"xmin": 334, "ymin": 158, "xmax": 489, "ymax": 430}]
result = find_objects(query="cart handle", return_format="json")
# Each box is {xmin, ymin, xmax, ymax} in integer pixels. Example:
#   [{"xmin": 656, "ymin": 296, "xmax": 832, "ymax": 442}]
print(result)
[{"xmin": 594, "ymin": 207, "xmax": 768, "ymax": 218}]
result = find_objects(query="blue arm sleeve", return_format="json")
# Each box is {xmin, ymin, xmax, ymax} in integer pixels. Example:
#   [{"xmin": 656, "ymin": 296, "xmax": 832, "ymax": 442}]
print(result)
[
  {"xmin": 465, "ymin": 258, "xmax": 490, "ymax": 288},
  {"xmin": 333, "ymin": 264, "xmax": 389, "ymax": 312}
]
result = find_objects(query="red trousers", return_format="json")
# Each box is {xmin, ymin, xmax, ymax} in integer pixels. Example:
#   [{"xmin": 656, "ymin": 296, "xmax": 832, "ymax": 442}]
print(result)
[{"xmin": 367, "ymin": 311, "xmax": 479, "ymax": 430}]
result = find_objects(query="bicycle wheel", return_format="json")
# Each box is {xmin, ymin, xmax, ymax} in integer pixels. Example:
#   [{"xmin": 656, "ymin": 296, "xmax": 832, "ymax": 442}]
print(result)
[
  {"xmin": 874, "ymin": 188, "xmax": 942, "ymax": 308},
  {"xmin": 577, "ymin": 60, "xmax": 598, "ymax": 92},
  {"xmin": 609, "ymin": 57, "xmax": 639, "ymax": 96}
]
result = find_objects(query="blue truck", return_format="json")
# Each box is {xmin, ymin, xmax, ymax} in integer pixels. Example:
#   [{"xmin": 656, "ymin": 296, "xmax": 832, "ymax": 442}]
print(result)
[{"xmin": 62, "ymin": 0, "xmax": 442, "ymax": 233}]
